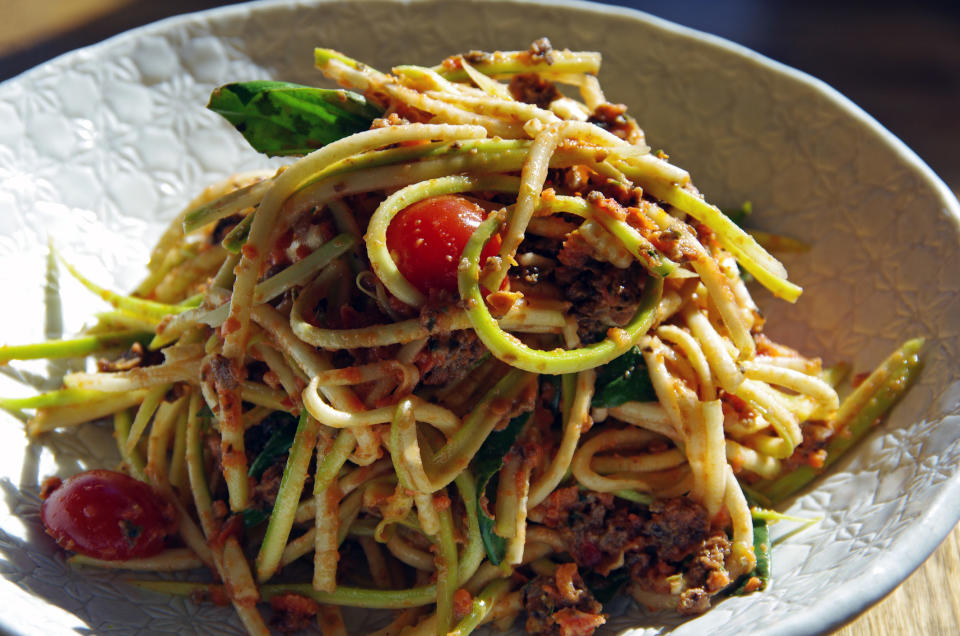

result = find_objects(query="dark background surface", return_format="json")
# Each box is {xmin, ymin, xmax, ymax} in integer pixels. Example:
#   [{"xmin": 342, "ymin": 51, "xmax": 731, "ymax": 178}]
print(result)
[{"xmin": 1, "ymin": 0, "xmax": 958, "ymax": 189}]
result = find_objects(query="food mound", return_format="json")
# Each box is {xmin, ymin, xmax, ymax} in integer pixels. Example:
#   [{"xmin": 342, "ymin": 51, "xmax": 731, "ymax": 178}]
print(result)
[{"xmin": 5, "ymin": 38, "xmax": 921, "ymax": 636}]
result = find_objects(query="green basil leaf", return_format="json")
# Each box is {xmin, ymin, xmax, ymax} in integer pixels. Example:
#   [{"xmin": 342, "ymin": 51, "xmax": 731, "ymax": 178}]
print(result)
[
  {"xmin": 242, "ymin": 507, "xmax": 271, "ymax": 528},
  {"xmin": 208, "ymin": 81, "xmax": 383, "ymax": 156},
  {"xmin": 473, "ymin": 411, "xmax": 532, "ymax": 565},
  {"xmin": 477, "ymin": 501, "xmax": 504, "ymax": 567},
  {"xmin": 591, "ymin": 346, "xmax": 656, "ymax": 408},
  {"xmin": 248, "ymin": 416, "xmax": 297, "ymax": 479},
  {"xmin": 541, "ymin": 374, "xmax": 562, "ymax": 416}
]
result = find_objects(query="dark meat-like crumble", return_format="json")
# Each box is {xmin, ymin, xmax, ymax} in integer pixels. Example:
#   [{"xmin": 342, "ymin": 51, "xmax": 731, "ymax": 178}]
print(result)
[
  {"xmin": 524, "ymin": 563, "xmax": 606, "ymax": 636},
  {"xmin": 517, "ymin": 231, "xmax": 647, "ymax": 344},
  {"xmin": 532, "ymin": 488, "xmax": 734, "ymax": 615}
]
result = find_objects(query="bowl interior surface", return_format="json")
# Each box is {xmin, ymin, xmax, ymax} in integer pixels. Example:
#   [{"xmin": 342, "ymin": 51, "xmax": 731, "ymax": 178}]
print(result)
[{"xmin": 0, "ymin": 1, "xmax": 958, "ymax": 635}]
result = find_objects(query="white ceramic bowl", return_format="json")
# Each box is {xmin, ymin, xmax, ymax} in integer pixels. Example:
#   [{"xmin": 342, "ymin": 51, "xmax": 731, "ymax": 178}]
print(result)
[{"xmin": 1, "ymin": 1, "xmax": 958, "ymax": 634}]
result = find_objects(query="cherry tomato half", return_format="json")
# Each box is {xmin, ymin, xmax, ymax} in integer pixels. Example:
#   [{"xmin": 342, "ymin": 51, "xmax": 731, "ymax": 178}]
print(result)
[
  {"xmin": 40, "ymin": 469, "xmax": 177, "ymax": 560},
  {"xmin": 386, "ymin": 194, "xmax": 502, "ymax": 295}
]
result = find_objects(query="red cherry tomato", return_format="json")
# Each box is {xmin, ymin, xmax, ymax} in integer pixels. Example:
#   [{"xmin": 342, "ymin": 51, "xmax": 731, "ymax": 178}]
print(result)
[
  {"xmin": 40, "ymin": 469, "xmax": 177, "ymax": 560},
  {"xmin": 386, "ymin": 194, "xmax": 502, "ymax": 295}
]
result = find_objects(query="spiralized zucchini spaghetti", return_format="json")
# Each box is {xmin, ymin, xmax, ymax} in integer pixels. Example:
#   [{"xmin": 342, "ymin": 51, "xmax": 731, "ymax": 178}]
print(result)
[{"xmin": 3, "ymin": 39, "xmax": 922, "ymax": 636}]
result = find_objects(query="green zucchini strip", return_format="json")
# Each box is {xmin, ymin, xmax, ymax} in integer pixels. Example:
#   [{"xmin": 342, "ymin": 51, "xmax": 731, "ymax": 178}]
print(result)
[
  {"xmin": 639, "ymin": 179, "xmax": 801, "ymax": 302},
  {"xmin": 0, "ymin": 331, "xmax": 151, "ymax": 364},
  {"xmin": 431, "ymin": 49, "xmax": 601, "ymax": 82},
  {"xmin": 255, "ymin": 411, "xmax": 322, "ymax": 582},
  {"xmin": 459, "ymin": 212, "xmax": 663, "ymax": 374},
  {"xmin": 755, "ymin": 338, "xmax": 924, "ymax": 502},
  {"xmin": 58, "ymin": 254, "xmax": 190, "ymax": 322},
  {"xmin": 448, "ymin": 578, "xmax": 512, "ymax": 636}
]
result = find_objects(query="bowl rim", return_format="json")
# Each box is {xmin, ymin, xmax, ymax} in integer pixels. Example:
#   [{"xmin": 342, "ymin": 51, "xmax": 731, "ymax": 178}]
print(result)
[{"xmin": 2, "ymin": 1, "xmax": 959, "ymax": 635}]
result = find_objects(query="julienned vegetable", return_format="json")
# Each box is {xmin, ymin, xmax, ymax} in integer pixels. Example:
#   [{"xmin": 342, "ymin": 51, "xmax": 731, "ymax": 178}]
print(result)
[
  {"xmin": 3, "ymin": 40, "xmax": 924, "ymax": 636},
  {"xmin": 733, "ymin": 517, "xmax": 770, "ymax": 595},
  {"xmin": 459, "ymin": 208, "xmax": 664, "ymax": 375},
  {"xmin": 753, "ymin": 338, "xmax": 924, "ymax": 503}
]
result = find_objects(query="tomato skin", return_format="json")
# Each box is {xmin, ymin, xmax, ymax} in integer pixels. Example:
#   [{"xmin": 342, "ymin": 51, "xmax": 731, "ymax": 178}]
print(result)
[
  {"xmin": 386, "ymin": 195, "xmax": 502, "ymax": 295},
  {"xmin": 40, "ymin": 469, "xmax": 177, "ymax": 560}
]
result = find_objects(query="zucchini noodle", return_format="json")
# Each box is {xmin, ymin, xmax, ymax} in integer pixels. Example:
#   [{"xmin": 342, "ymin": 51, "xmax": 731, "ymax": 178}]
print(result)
[{"xmin": 9, "ymin": 40, "xmax": 921, "ymax": 636}]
